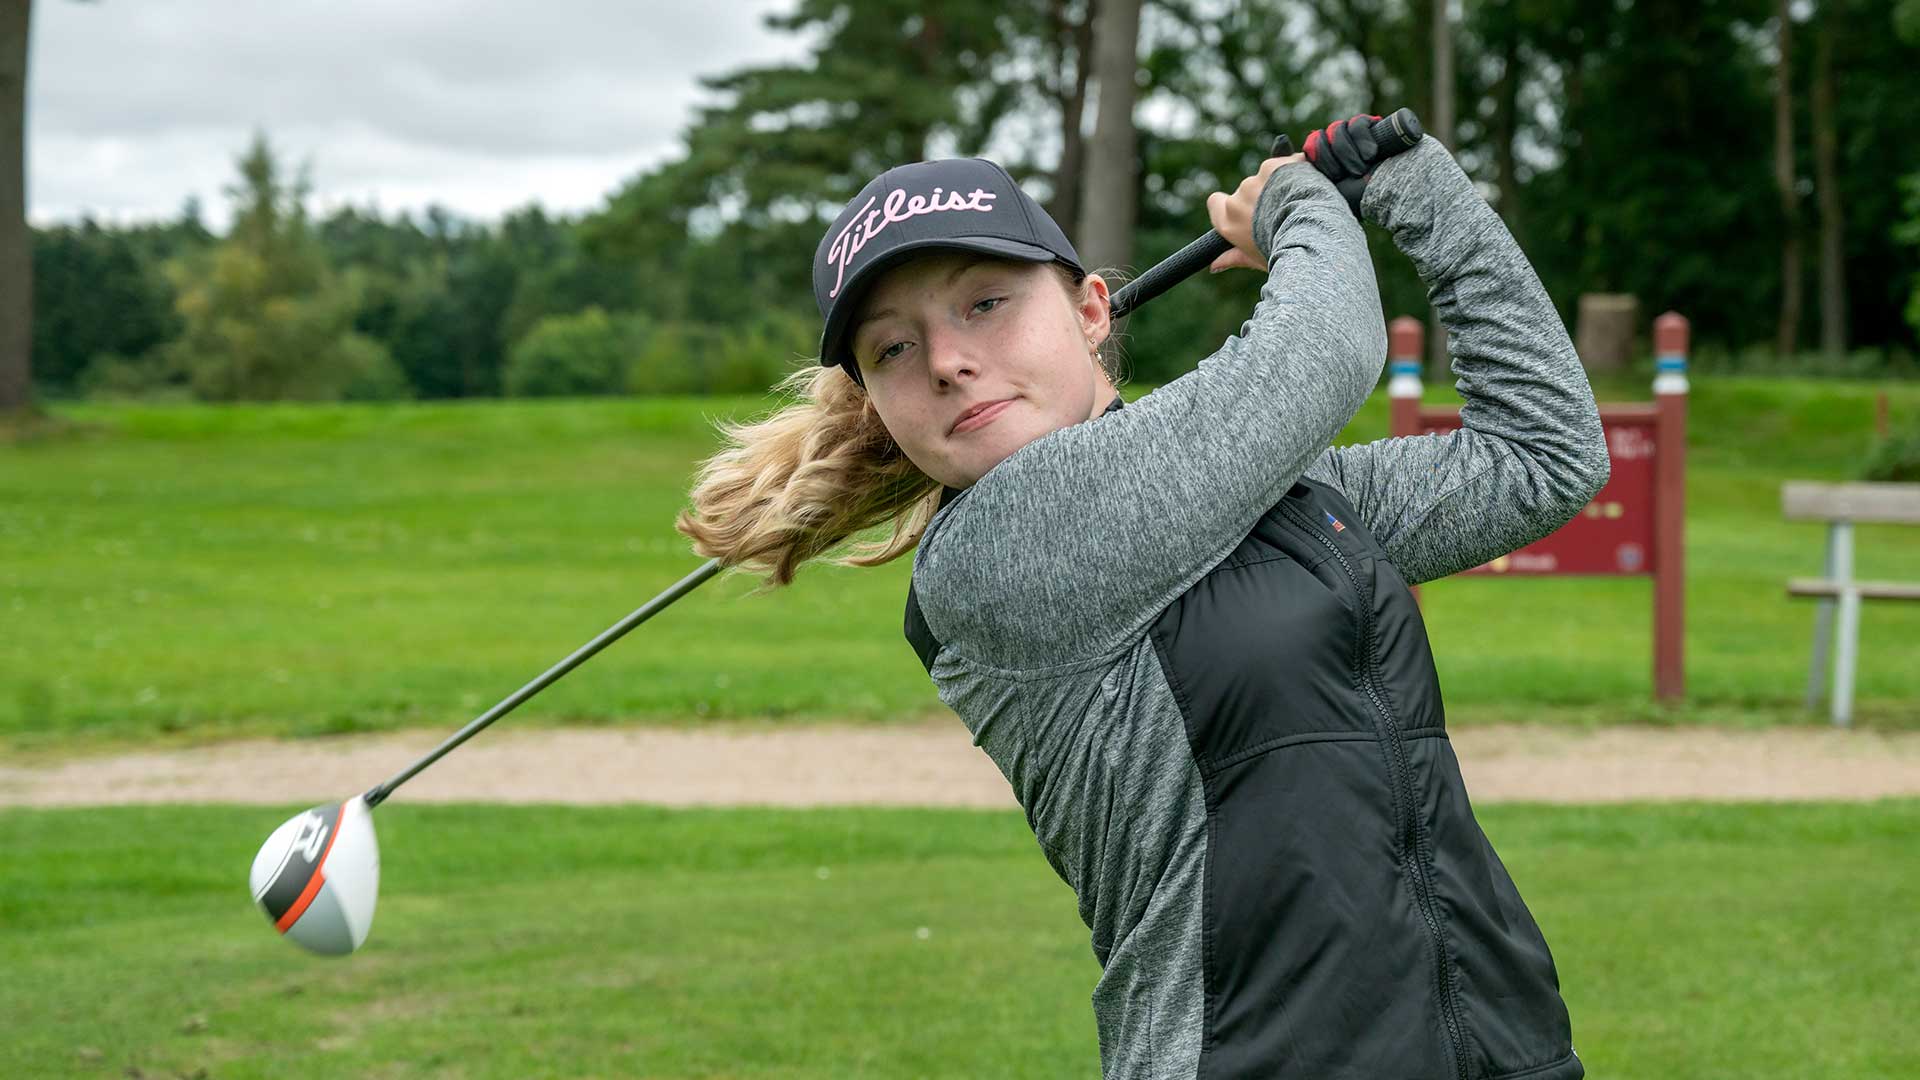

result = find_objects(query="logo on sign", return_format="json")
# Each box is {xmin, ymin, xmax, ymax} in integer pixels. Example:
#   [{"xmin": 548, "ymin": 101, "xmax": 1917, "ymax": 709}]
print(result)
[
  {"xmin": 1616, "ymin": 543, "xmax": 1646, "ymax": 572},
  {"xmin": 1606, "ymin": 427, "xmax": 1656, "ymax": 461}
]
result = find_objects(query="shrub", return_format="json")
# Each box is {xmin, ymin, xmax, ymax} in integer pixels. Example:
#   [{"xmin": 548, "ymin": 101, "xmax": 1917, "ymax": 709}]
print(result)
[
  {"xmin": 626, "ymin": 323, "xmax": 719, "ymax": 395},
  {"xmin": 706, "ymin": 309, "xmax": 818, "ymax": 394},
  {"xmin": 75, "ymin": 351, "xmax": 190, "ymax": 401},
  {"xmin": 1863, "ymin": 425, "xmax": 1920, "ymax": 482},
  {"xmin": 503, "ymin": 307, "xmax": 650, "ymax": 397},
  {"xmin": 335, "ymin": 333, "xmax": 416, "ymax": 401}
]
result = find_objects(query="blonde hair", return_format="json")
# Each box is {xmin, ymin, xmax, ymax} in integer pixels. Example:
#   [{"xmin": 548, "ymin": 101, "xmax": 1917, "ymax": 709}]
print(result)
[{"xmin": 676, "ymin": 264, "xmax": 1126, "ymax": 589}]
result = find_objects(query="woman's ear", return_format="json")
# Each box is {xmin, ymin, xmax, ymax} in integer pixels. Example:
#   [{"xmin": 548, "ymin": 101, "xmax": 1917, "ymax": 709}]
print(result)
[{"xmin": 1078, "ymin": 273, "xmax": 1113, "ymax": 348}]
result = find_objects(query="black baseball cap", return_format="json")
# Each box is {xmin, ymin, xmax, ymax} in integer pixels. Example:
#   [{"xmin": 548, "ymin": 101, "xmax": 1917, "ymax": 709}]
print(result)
[{"xmin": 813, "ymin": 158, "xmax": 1084, "ymax": 386}]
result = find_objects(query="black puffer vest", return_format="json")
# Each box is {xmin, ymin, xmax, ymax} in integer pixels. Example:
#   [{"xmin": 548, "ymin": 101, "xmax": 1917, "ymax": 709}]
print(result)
[{"xmin": 907, "ymin": 441, "xmax": 1580, "ymax": 1080}]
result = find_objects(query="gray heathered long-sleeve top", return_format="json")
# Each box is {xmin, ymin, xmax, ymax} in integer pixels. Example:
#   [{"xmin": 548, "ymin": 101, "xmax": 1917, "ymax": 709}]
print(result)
[{"xmin": 907, "ymin": 136, "xmax": 1608, "ymax": 1078}]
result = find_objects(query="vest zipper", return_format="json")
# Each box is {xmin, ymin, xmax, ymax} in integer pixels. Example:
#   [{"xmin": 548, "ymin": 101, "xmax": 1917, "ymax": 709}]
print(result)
[{"xmin": 1278, "ymin": 499, "xmax": 1472, "ymax": 1080}]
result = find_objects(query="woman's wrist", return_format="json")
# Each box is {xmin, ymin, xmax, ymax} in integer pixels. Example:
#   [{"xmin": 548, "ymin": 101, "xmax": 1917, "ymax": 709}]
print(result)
[
  {"xmin": 1358, "ymin": 136, "xmax": 1471, "ymax": 230},
  {"xmin": 1250, "ymin": 163, "xmax": 1344, "ymax": 264}
]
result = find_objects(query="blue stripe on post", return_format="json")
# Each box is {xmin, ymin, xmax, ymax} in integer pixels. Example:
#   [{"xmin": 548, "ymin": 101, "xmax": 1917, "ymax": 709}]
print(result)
[
  {"xmin": 1656, "ymin": 354, "xmax": 1686, "ymax": 373},
  {"xmin": 1390, "ymin": 360, "xmax": 1422, "ymax": 377}
]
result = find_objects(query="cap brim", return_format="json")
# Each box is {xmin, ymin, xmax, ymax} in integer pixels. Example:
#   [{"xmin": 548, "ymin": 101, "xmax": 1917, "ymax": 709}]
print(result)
[{"xmin": 818, "ymin": 237, "xmax": 1061, "ymax": 369}]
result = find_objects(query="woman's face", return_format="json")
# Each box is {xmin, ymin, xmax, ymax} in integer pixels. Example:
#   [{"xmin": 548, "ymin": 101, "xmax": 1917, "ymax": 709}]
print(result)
[{"xmin": 849, "ymin": 254, "xmax": 1114, "ymax": 490}]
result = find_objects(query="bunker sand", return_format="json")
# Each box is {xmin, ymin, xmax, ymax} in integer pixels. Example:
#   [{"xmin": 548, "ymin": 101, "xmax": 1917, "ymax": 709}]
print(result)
[{"xmin": 5, "ymin": 722, "xmax": 1920, "ymax": 807}]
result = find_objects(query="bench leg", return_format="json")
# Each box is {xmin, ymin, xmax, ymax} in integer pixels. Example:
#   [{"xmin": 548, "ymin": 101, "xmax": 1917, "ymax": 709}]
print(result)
[
  {"xmin": 1832, "ymin": 587, "xmax": 1861, "ymax": 728},
  {"xmin": 1805, "ymin": 523, "xmax": 1845, "ymax": 711},
  {"xmin": 1804, "ymin": 597, "xmax": 1834, "ymax": 710}
]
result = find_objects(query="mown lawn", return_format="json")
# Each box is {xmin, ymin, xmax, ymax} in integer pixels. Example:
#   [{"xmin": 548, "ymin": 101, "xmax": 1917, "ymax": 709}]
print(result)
[
  {"xmin": 2, "ymin": 375, "xmax": 1917, "ymax": 750},
  {"xmin": 1, "ymin": 800, "xmax": 1914, "ymax": 1078}
]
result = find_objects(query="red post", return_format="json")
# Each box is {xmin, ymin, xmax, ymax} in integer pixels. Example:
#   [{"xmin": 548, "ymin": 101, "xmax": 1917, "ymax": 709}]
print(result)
[
  {"xmin": 1388, "ymin": 317, "xmax": 1425, "ymax": 438},
  {"xmin": 1652, "ymin": 312, "xmax": 1689, "ymax": 701},
  {"xmin": 1388, "ymin": 317, "xmax": 1426, "ymax": 605}
]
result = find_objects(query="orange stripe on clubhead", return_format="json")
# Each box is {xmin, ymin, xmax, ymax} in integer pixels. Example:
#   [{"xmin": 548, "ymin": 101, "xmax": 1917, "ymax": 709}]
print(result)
[{"xmin": 275, "ymin": 802, "xmax": 346, "ymax": 933}]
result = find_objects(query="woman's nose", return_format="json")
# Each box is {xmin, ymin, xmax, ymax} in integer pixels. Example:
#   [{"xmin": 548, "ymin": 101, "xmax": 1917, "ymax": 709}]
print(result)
[{"xmin": 923, "ymin": 325, "xmax": 979, "ymax": 385}]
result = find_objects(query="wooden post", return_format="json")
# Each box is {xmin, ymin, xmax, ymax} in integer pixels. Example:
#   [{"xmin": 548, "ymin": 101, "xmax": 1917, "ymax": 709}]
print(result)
[
  {"xmin": 1389, "ymin": 316, "xmax": 1425, "ymax": 438},
  {"xmin": 1652, "ymin": 312, "xmax": 1689, "ymax": 701}
]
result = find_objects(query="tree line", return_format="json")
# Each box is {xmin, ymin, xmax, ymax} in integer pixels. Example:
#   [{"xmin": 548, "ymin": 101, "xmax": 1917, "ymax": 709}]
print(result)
[{"xmin": 8, "ymin": 0, "xmax": 1920, "ymax": 408}]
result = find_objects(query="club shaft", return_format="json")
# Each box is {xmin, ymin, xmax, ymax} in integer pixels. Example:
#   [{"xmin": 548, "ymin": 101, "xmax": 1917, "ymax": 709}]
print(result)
[{"xmin": 362, "ymin": 556, "xmax": 726, "ymax": 807}]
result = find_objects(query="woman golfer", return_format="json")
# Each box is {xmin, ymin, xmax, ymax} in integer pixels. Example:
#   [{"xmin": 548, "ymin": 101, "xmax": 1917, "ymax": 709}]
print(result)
[{"xmin": 680, "ymin": 115, "xmax": 1605, "ymax": 1080}]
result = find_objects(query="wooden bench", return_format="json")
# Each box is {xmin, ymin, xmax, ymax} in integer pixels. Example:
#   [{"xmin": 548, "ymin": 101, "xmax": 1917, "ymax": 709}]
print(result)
[{"xmin": 1782, "ymin": 482, "xmax": 1920, "ymax": 726}]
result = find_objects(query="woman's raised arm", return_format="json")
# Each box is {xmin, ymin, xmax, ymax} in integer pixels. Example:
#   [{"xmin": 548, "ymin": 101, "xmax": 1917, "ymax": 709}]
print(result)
[
  {"xmin": 1304, "ymin": 136, "xmax": 1610, "ymax": 585},
  {"xmin": 913, "ymin": 163, "xmax": 1386, "ymax": 671}
]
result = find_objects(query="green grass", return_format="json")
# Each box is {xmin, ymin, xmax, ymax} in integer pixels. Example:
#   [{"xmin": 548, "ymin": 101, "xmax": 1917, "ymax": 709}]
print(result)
[
  {"xmin": 3, "ymin": 376, "xmax": 1918, "ymax": 750},
  {"xmin": 1, "ymin": 800, "xmax": 1915, "ymax": 1078}
]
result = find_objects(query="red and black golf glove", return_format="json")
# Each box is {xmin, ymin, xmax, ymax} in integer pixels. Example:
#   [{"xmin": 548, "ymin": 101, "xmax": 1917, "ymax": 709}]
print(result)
[{"xmin": 1304, "ymin": 113, "xmax": 1390, "ymax": 219}]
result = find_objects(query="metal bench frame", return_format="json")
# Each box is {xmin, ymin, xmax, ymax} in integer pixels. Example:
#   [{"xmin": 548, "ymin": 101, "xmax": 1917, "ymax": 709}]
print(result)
[{"xmin": 1783, "ymin": 482, "xmax": 1920, "ymax": 727}]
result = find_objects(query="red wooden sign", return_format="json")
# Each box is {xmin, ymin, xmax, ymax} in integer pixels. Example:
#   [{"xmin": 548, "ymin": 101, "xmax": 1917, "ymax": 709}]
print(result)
[
  {"xmin": 1416, "ymin": 409, "xmax": 1658, "ymax": 576},
  {"xmin": 1386, "ymin": 312, "xmax": 1690, "ymax": 701}
]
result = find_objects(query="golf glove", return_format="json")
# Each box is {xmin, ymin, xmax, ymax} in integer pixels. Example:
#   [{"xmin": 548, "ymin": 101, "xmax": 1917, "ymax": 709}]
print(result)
[{"xmin": 1303, "ymin": 114, "xmax": 1391, "ymax": 219}]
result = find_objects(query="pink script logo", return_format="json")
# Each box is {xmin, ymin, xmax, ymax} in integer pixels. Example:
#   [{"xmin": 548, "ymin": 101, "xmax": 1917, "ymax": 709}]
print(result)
[{"xmin": 826, "ymin": 186, "xmax": 998, "ymax": 298}]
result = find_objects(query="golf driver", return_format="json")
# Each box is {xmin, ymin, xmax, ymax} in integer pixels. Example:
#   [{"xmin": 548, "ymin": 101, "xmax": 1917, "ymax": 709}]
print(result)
[{"xmin": 249, "ymin": 112, "xmax": 1423, "ymax": 955}]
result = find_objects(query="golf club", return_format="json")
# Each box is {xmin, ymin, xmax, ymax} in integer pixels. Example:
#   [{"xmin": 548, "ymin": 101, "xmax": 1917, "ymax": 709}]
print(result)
[{"xmin": 249, "ymin": 112, "xmax": 1423, "ymax": 955}]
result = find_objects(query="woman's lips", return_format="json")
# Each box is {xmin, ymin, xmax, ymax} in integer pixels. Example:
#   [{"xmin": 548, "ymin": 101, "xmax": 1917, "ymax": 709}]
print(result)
[{"xmin": 952, "ymin": 398, "xmax": 1014, "ymax": 435}]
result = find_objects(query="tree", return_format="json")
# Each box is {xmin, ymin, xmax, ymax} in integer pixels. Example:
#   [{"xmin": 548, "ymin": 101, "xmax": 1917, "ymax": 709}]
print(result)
[
  {"xmin": 30, "ymin": 219, "xmax": 182, "ymax": 394},
  {"xmin": 1773, "ymin": 0, "xmax": 1805, "ymax": 356},
  {"xmin": 1077, "ymin": 0, "xmax": 1144, "ymax": 272},
  {"xmin": 1, "ymin": 0, "xmax": 29, "ymax": 411},
  {"xmin": 585, "ymin": 1, "xmax": 1052, "ymax": 344},
  {"xmin": 159, "ymin": 134, "xmax": 409, "ymax": 401},
  {"xmin": 1810, "ymin": 0, "xmax": 1848, "ymax": 359},
  {"xmin": 1042, "ymin": 0, "xmax": 1097, "ymax": 234}
]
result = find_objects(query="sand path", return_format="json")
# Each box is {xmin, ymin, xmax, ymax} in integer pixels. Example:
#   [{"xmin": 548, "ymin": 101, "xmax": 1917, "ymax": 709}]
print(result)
[{"xmin": 5, "ymin": 722, "xmax": 1920, "ymax": 808}]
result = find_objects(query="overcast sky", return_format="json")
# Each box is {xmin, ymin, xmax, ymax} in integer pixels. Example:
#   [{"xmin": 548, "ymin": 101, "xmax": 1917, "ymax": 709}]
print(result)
[{"xmin": 27, "ymin": 0, "xmax": 814, "ymax": 228}]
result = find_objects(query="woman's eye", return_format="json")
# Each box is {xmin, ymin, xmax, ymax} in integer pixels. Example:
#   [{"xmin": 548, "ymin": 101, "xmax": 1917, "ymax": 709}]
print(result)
[{"xmin": 869, "ymin": 299, "xmax": 1001, "ymax": 365}]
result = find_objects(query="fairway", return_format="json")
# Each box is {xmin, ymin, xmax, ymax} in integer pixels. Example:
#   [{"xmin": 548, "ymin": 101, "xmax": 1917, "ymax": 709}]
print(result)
[
  {"xmin": 1, "ymin": 800, "xmax": 1915, "ymax": 1078},
  {"xmin": 3, "ymin": 376, "xmax": 1918, "ymax": 749}
]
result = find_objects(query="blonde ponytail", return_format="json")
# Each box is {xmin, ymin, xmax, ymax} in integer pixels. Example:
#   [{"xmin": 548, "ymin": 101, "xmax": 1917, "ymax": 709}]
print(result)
[{"xmin": 675, "ymin": 361, "xmax": 941, "ymax": 589}]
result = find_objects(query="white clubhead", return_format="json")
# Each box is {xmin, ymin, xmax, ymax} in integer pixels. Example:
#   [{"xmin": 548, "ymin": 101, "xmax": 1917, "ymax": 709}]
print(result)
[{"xmin": 250, "ymin": 795, "xmax": 380, "ymax": 955}]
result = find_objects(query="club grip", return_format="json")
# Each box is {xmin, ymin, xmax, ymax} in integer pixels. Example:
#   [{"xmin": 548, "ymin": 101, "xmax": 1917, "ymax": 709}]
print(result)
[
  {"xmin": 1108, "ymin": 135, "xmax": 1294, "ymax": 320},
  {"xmin": 1372, "ymin": 107, "xmax": 1424, "ymax": 154}
]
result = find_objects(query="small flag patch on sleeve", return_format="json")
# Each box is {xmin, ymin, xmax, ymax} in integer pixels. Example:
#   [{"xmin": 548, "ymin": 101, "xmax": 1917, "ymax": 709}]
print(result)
[{"xmin": 1324, "ymin": 510, "xmax": 1346, "ymax": 532}]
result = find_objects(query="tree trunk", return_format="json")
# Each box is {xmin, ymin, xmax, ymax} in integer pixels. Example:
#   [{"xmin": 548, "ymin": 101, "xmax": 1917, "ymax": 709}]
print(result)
[
  {"xmin": 1773, "ymin": 0, "xmax": 1803, "ymax": 358},
  {"xmin": 1076, "ymin": 0, "xmax": 1142, "ymax": 275},
  {"xmin": 1575, "ymin": 293, "xmax": 1639, "ymax": 373},
  {"xmin": 1811, "ymin": 2, "xmax": 1847, "ymax": 360},
  {"xmin": 1047, "ymin": 0, "xmax": 1094, "ymax": 237},
  {"xmin": 0, "ymin": 0, "xmax": 31, "ymax": 413},
  {"xmin": 1432, "ymin": 0, "xmax": 1455, "ymax": 148},
  {"xmin": 1402, "ymin": 0, "xmax": 1433, "ymax": 126},
  {"xmin": 1492, "ymin": 3, "xmax": 1521, "ymax": 224}
]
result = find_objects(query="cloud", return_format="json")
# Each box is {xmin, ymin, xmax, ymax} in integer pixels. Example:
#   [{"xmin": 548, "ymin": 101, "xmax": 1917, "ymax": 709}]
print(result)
[{"xmin": 28, "ymin": 0, "xmax": 814, "ymax": 225}]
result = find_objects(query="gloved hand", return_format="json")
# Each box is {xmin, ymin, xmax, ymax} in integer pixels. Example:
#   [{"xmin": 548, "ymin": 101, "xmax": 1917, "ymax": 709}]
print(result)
[{"xmin": 1303, "ymin": 113, "xmax": 1407, "ymax": 219}]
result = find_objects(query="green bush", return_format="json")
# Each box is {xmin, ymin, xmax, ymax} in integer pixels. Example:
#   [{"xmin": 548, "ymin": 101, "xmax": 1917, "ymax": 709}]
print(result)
[
  {"xmin": 624, "ymin": 311, "xmax": 814, "ymax": 395},
  {"xmin": 1688, "ymin": 344, "xmax": 1920, "ymax": 379},
  {"xmin": 626, "ymin": 322, "xmax": 719, "ymax": 395},
  {"xmin": 504, "ymin": 307, "xmax": 816, "ymax": 397},
  {"xmin": 707, "ymin": 309, "xmax": 817, "ymax": 394},
  {"xmin": 1863, "ymin": 425, "xmax": 1920, "ymax": 482},
  {"xmin": 503, "ymin": 307, "xmax": 650, "ymax": 397},
  {"xmin": 335, "ymin": 333, "xmax": 417, "ymax": 401},
  {"xmin": 75, "ymin": 351, "xmax": 190, "ymax": 402}
]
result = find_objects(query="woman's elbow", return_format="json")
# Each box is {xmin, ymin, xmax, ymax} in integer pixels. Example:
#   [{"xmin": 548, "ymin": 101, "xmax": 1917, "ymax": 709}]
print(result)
[
  {"xmin": 1330, "ymin": 308, "xmax": 1388, "ymax": 410},
  {"xmin": 1555, "ymin": 421, "xmax": 1611, "ymax": 513}
]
